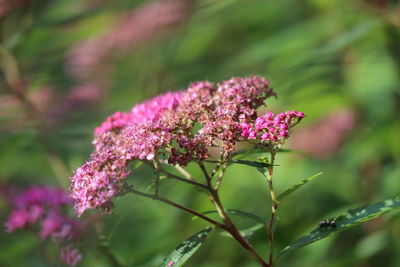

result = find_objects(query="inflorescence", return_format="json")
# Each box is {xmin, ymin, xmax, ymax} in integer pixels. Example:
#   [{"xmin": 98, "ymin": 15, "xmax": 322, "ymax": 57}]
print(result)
[
  {"xmin": 70, "ymin": 76, "xmax": 304, "ymax": 216},
  {"xmin": 4, "ymin": 186, "xmax": 84, "ymax": 266}
]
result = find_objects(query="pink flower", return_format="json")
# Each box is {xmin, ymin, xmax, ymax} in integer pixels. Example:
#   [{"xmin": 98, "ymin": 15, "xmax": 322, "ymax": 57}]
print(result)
[
  {"xmin": 40, "ymin": 214, "xmax": 78, "ymax": 240},
  {"xmin": 4, "ymin": 186, "xmax": 88, "ymax": 266},
  {"xmin": 70, "ymin": 76, "xmax": 276, "ymax": 216},
  {"xmin": 240, "ymin": 110, "xmax": 305, "ymax": 145},
  {"xmin": 60, "ymin": 246, "xmax": 82, "ymax": 267},
  {"xmin": 5, "ymin": 210, "xmax": 30, "ymax": 232},
  {"xmin": 5, "ymin": 186, "xmax": 72, "ymax": 232},
  {"xmin": 67, "ymin": 0, "xmax": 191, "ymax": 82}
]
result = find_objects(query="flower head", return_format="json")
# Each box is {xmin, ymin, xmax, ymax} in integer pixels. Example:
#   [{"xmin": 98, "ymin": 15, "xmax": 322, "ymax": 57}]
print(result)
[
  {"xmin": 4, "ymin": 186, "xmax": 89, "ymax": 266},
  {"xmin": 240, "ymin": 110, "xmax": 305, "ymax": 145},
  {"xmin": 70, "ymin": 76, "xmax": 292, "ymax": 216}
]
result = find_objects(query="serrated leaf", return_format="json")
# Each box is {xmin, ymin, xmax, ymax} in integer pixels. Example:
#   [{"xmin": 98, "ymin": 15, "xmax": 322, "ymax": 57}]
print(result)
[
  {"xmin": 228, "ymin": 159, "xmax": 272, "ymax": 168},
  {"xmin": 278, "ymin": 197, "xmax": 400, "ymax": 259},
  {"xmin": 202, "ymin": 209, "xmax": 266, "ymax": 225},
  {"xmin": 277, "ymin": 172, "xmax": 323, "ymax": 201},
  {"xmin": 160, "ymin": 227, "xmax": 212, "ymax": 267}
]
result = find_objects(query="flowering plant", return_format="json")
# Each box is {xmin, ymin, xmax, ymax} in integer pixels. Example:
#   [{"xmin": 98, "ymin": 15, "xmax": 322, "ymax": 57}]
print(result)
[
  {"xmin": 4, "ymin": 186, "xmax": 84, "ymax": 266},
  {"xmin": 69, "ymin": 76, "xmax": 400, "ymax": 266}
]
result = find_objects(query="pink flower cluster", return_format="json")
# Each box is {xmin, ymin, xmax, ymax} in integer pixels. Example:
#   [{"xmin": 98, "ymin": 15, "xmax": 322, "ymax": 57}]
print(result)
[
  {"xmin": 5, "ymin": 186, "xmax": 70, "ymax": 233},
  {"xmin": 4, "ymin": 186, "xmax": 83, "ymax": 266},
  {"xmin": 67, "ymin": 0, "xmax": 190, "ymax": 82},
  {"xmin": 71, "ymin": 76, "xmax": 298, "ymax": 216},
  {"xmin": 241, "ymin": 111, "xmax": 305, "ymax": 144}
]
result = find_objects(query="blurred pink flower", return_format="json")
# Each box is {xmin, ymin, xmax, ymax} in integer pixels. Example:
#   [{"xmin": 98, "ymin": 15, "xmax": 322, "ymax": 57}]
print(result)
[
  {"xmin": 66, "ymin": 0, "xmax": 191, "ymax": 82},
  {"xmin": 5, "ymin": 210, "xmax": 30, "ymax": 232},
  {"xmin": 291, "ymin": 109, "xmax": 356, "ymax": 159},
  {"xmin": 4, "ymin": 186, "xmax": 87, "ymax": 266},
  {"xmin": 47, "ymin": 83, "xmax": 105, "ymax": 123},
  {"xmin": 60, "ymin": 246, "xmax": 82, "ymax": 267},
  {"xmin": 39, "ymin": 214, "xmax": 79, "ymax": 240},
  {"xmin": 66, "ymin": 84, "xmax": 104, "ymax": 105}
]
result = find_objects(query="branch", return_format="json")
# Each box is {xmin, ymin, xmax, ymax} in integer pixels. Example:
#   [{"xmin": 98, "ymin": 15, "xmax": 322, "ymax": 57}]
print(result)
[
  {"xmin": 159, "ymin": 168, "xmax": 208, "ymax": 190},
  {"xmin": 126, "ymin": 186, "xmax": 224, "ymax": 228}
]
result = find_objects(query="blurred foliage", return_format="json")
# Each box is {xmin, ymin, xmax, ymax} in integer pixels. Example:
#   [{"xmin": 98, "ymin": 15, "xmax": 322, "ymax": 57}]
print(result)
[{"xmin": 1, "ymin": 0, "xmax": 400, "ymax": 266}]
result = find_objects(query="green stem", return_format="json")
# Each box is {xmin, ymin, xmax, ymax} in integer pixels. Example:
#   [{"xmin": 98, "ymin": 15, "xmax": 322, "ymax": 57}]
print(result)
[
  {"xmin": 153, "ymin": 157, "xmax": 161, "ymax": 196},
  {"xmin": 159, "ymin": 168, "xmax": 208, "ymax": 190},
  {"xmin": 143, "ymin": 160, "xmax": 208, "ymax": 190},
  {"xmin": 266, "ymin": 152, "xmax": 278, "ymax": 266},
  {"xmin": 215, "ymin": 160, "xmax": 227, "ymax": 190},
  {"xmin": 198, "ymin": 161, "xmax": 269, "ymax": 267}
]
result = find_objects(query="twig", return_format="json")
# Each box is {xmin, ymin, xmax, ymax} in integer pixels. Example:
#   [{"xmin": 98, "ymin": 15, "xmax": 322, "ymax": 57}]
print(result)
[
  {"xmin": 153, "ymin": 158, "xmax": 161, "ymax": 196},
  {"xmin": 265, "ymin": 151, "xmax": 278, "ymax": 266},
  {"xmin": 126, "ymin": 186, "xmax": 224, "ymax": 228},
  {"xmin": 198, "ymin": 160, "xmax": 269, "ymax": 266},
  {"xmin": 173, "ymin": 164, "xmax": 194, "ymax": 180},
  {"xmin": 159, "ymin": 168, "xmax": 208, "ymax": 190}
]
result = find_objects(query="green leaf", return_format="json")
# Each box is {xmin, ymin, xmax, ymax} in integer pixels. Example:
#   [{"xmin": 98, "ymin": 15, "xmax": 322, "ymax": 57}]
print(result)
[
  {"xmin": 277, "ymin": 172, "xmax": 323, "ymax": 201},
  {"xmin": 202, "ymin": 209, "xmax": 266, "ymax": 225},
  {"xmin": 160, "ymin": 227, "xmax": 212, "ymax": 267},
  {"xmin": 232, "ymin": 148, "xmax": 304, "ymax": 158},
  {"xmin": 220, "ymin": 223, "xmax": 264, "ymax": 241},
  {"xmin": 228, "ymin": 159, "xmax": 272, "ymax": 168},
  {"xmin": 278, "ymin": 197, "xmax": 400, "ymax": 259},
  {"xmin": 241, "ymin": 223, "xmax": 265, "ymax": 241}
]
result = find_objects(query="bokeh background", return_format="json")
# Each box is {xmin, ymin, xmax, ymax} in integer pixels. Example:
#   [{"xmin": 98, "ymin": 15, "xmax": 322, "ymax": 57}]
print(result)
[{"xmin": 1, "ymin": 0, "xmax": 400, "ymax": 266}]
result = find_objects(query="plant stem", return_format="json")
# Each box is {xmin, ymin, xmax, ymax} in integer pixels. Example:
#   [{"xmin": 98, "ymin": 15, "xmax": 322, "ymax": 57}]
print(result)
[
  {"xmin": 153, "ymin": 157, "xmax": 161, "ymax": 196},
  {"xmin": 215, "ymin": 160, "xmax": 227, "ymax": 190},
  {"xmin": 210, "ymin": 153, "xmax": 224, "ymax": 178},
  {"xmin": 266, "ymin": 152, "xmax": 278, "ymax": 266},
  {"xmin": 173, "ymin": 164, "xmax": 194, "ymax": 180},
  {"xmin": 198, "ymin": 161, "xmax": 269, "ymax": 267},
  {"xmin": 143, "ymin": 160, "xmax": 208, "ymax": 190},
  {"xmin": 159, "ymin": 168, "xmax": 209, "ymax": 190},
  {"xmin": 126, "ymin": 186, "xmax": 224, "ymax": 228}
]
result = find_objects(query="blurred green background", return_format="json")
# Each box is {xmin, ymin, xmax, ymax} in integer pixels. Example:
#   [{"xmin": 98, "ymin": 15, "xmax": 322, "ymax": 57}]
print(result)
[{"xmin": 1, "ymin": 0, "xmax": 400, "ymax": 266}]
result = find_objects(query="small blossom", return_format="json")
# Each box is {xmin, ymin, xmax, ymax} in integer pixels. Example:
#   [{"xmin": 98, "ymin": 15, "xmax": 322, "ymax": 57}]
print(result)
[
  {"xmin": 5, "ymin": 210, "xmax": 30, "ymax": 233},
  {"xmin": 240, "ymin": 110, "xmax": 305, "ymax": 145},
  {"xmin": 40, "ymin": 214, "xmax": 78, "ymax": 240}
]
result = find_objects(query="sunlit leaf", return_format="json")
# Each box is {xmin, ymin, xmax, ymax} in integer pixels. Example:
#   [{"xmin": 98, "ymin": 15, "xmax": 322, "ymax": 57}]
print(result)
[
  {"xmin": 278, "ymin": 198, "xmax": 400, "ymax": 259},
  {"xmin": 277, "ymin": 172, "xmax": 323, "ymax": 201},
  {"xmin": 160, "ymin": 227, "xmax": 212, "ymax": 267}
]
